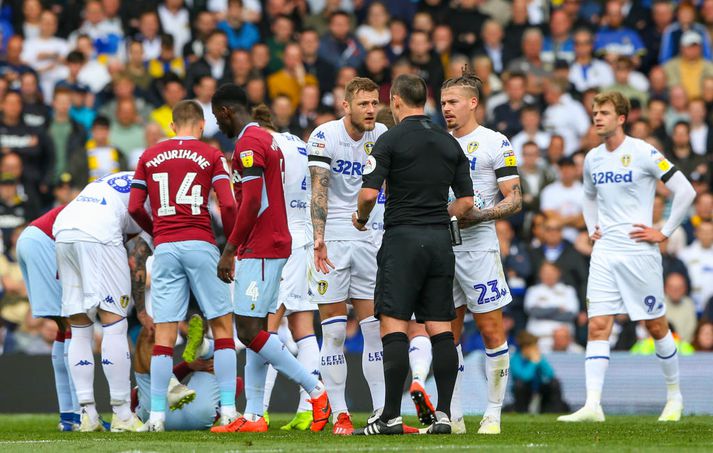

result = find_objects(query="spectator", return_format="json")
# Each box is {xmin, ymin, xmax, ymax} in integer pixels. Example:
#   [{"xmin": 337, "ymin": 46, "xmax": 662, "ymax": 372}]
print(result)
[
  {"xmin": 184, "ymin": 30, "xmax": 232, "ymax": 96},
  {"xmin": 267, "ymin": 42, "xmax": 319, "ymax": 109},
  {"xmin": 542, "ymin": 9, "xmax": 575, "ymax": 66},
  {"xmin": 653, "ymin": 194, "xmax": 687, "ymax": 256},
  {"xmin": 659, "ymin": 1, "xmax": 713, "ymax": 64},
  {"xmin": 384, "ymin": 18, "xmax": 408, "ymax": 63},
  {"xmin": 508, "ymin": 331, "xmax": 570, "ymax": 414},
  {"xmin": 607, "ymin": 56, "xmax": 649, "ymax": 108},
  {"xmin": 507, "ymin": 28, "xmax": 551, "ymax": 80},
  {"xmin": 300, "ymin": 28, "xmax": 336, "ymax": 95},
  {"xmin": 433, "ymin": 24, "xmax": 454, "ymax": 78},
  {"xmin": 19, "ymin": 72, "xmax": 49, "ymax": 128},
  {"xmin": 519, "ymin": 141, "xmax": 556, "ymax": 214},
  {"xmin": 245, "ymin": 74, "xmax": 267, "ymax": 106},
  {"xmin": 229, "ymin": 49, "xmax": 253, "ymax": 87},
  {"xmin": 0, "ymin": 36, "xmax": 34, "ymax": 87},
  {"xmin": 594, "ymin": 0, "xmax": 646, "ymax": 64},
  {"xmin": 98, "ymin": 76, "xmax": 152, "ymax": 122},
  {"xmin": 663, "ymin": 272, "xmax": 697, "ymax": 343},
  {"xmin": 356, "ymin": 2, "xmax": 391, "ymax": 50},
  {"xmin": 265, "ymin": 15, "xmax": 295, "ymax": 74},
  {"xmin": 134, "ymin": 11, "xmax": 162, "ymax": 61},
  {"xmin": 21, "ymin": 10, "xmax": 70, "ymax": 101},
  {"xmin": 511, "ymin": 106, "xmax": 551, "ymax": 161},
  {"xmin": 530, "ymin": 210, "xmax": 588, "ymax": 289},
  {"xmin": 663, "ymin": 31, "xmax": 713, "ymax": 101},
  {"xmin": 0, "ymin": 171, "xmax": 34, "ymax": 254},
  {"xmin": 217, "ymin": 0, "xmax": 260, "ymax": 51},
  {"xmin": 568, "ymin": 28, "xmax": 615, "ymax": 93},
  {"xmin": 68, "ymin": 84, "xmax": 96, "ymax": 131},
  {"xmin": 48, "ymin": 87, "xmax": 87, "ymax": 182},
  {"xmin": 129, "ymin": 122, "xmax": 165, "ymax": 168},
  {"xmin": 640, "ymin": 0, "xmax": 675, "ymax": 72},
  {"xmin": 449, "ymin": 0, "xmax": 490, "ymax": 55},
  {"xmin": 667, "ymin": 121, "xmax": 709, "ymax": 181},
  {"xmin": 271, "ymin": 94, "xmax": 294, "ymax": 132},
  {"xmin": 540, "ymin": 157, "xmax": 585, "ymax": 243},
  {"xmin": 497, "ymin": 220, "xmax": 533, "ymax": 332},
  {"xmin": 630, "ymin": 322, "xmax": 695, "ymax": 355},
  {"xmin": 688, "ymin": 99, "xmax": 713, "ymax": 156},
  {"xmin": 304, "ymin": 0, "xmax": 354, "ymax": 36},
  {"xmin": 0, "ymin": 91, "xmax": 54, "ymax": 201},
  {"xmin": 289, "ymin": 84, "xmax": 319, "ymax": 139},
  {"xmin": 192, "ymin": 75, "xmax": 220, "ymax": 139},
  {"xmin": 150, "ymin": 75, "xmax": 187, "ymax": 137},
  {"xmin": 691, "ymin": 321, "xmax": 713, "ymax": 351},
  {"xmin": 157, "ymin": 0, "xmax": 191, "ymax": 56},
  {"xmin": 124, "ymin": 39, "xmax": 152, "ymax": 91},
  {"xmin": 407, "ymin": 30, "xmax": 443, "ymax": 100},
  {"xmin": 542, "ymin": 79, "xmax": 590, "ymax": 156},
  {"xmin": 361, "ymin": 48, "xmax": 390, "ymax": 94},
  {"xmin": 318, "ymin": 11, "xmax": 365, "ymax": 69},
  {"xmin": 72, "ymin": 34, "xmax": 112, "ymax": 94},
  {"xmin": 551, "ymin": 325, "xmax": 585, "ymax": 353},
  {"xmin": 648, "ymin": 65, "xmax": 669, "ymax": 101},
  {"xmin": 503, "ymin": 0, "xmax": 531, "ymax": 58},
  {"xmin": 678, "ymin": 220, "xmax": 713, "ymax": 313},
  {"xmin": 490, "ymin": 73, "xmax": 529, "ymax": 138},
  {"xmin": 250, "ymin": 43, "xmax": 271, "ymax": 77},
  {"xmin": 68, "ymin": 115, "xmax": 127, "ymax": 186},
  {"xmin": 184, "ymin": 10, "xmax": 217, "ymax": 62},
  {"xmin": 69, "ymin": 0, "xmax": 123, "ymax": 60},
  {"xmin": 476, "ymin": 20, "xmax": 514, "ymax": 75},
  {"xmin": 109, "ymin": 99, "xmax": 146, "ymax": 161},
  {"xmin": 682, "ymin": 193, "xmax": 713, "ymax": 244},
  {"xmin": 147, "ymin": 34, "xmax": 186, "ymax": 80},
  {"xmin": 411, "ymin": 10, "xmax": 435, "ymax": 35}
]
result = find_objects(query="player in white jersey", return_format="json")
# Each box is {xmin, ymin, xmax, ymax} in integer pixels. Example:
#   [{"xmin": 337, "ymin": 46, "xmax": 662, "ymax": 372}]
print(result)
[
  {"xmin": 440, "ymin": 72, "xmax": 522, "ymax": 435},
  {"xmin": 307, "ymin": 78, "xmax": 387, "ymax": 434},
  {"xmin": 249, "ymin": 106, "xmax": 321, "ymax": 431},
  {"xmin": 558, "ymin": 92, "xmax": 695, "ymax": 423},
  {"xmin": 52, "ymin": 172, "xmax": 146, "ymax": 433}
]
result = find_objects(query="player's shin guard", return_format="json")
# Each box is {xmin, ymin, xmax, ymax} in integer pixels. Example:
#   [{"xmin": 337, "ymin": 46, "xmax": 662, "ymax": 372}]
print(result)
[
  {"xmin": 246, "ymin": 348, "xmax": 269, "ymax": 417},
  {"xmin": 52, "ymin": 331, "xmax": 74, "ymax": 414},
  {"xmin": 149, "ymin": 345, "xmax": 174, "ymax": 422},
  {"xmin": 360, "ymin": 316, "xmax": 385, "ymax": 412},
  {"xmin": 585, "ymin": 340, "xmax": 610, "ymax": 407},
  {"xmin": 250, "ymin": 331, "xmax": 320, "ymax": 396},
  {"xmin": 320, "ymin": 316, "xmax": 348, "ymax": 414},
  {"xmin": 450, "ymin": 344, "xmax": 464, "ymax": 420},
  {"xmin": 63, "ymin": 330, "xmax": 80, "ymax": 417},
  {"xmin": 431, "ymin": 332, "xmax": 458, "ymax": 418},
  {"xmin": 214, "ymin": 338, "xmax": 238, "ymax": 416},
  {"xmin": 409, "ymin": 335, "xmax": 432, "ymax": 383},
  {"xmin": 484, "ymin": 343, "xmax": 509, "ymax": 419},
  {"xmin": 263, "ymin": 364, "xmax": 277, "ymax": 413},
  {"xmin": 101, "ymin": 319, "xmax": 132, "ymax": 419},
  {"xmin": 68, "ymin": 324, "xmax": 96, "ymax": 406},
  {"xmin": 296, "ymin": 334, "xmax": 320, "ymax": 412},
  {"xmin": 380, "ymin": 332, "xmax": 410, "ymax": 421},
  {"xmin": 655, "ymin": 331, "xmax": 682, "ymax": 401}
]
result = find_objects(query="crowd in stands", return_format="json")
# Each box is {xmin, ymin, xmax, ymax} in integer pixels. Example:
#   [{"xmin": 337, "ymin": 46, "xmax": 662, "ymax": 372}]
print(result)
[{"xmin": 1, "ymin": 0, "xmax": 713, "ymax": 357}]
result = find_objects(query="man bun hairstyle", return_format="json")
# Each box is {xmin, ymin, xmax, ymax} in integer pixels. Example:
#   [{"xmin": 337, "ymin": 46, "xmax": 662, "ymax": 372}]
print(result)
[{"xmin": 441, "ymin": 64, "xmax": 483, "ymax": 100}]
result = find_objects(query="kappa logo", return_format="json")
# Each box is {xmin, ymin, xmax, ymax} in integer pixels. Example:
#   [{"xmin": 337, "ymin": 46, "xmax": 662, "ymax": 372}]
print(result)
[
  {"xmin": 467, "ymin": 141, "xmax": 479, "ymax": 154},
  {"xmin": 621, "ymin": 154, "xmax": 631, "ymax": 167},
  {"xmin": 101, "ymin": 359, "xmax": 114, "ymax": 365},
  {"xmin": 120, "ymin": 295, "xmax": 130, "ymax": 309},
  {"xmin": 104, "ymin": 295, "xmax": 115, "ymax": 305},
  {"xmin": 75, "ymin": 360, "xmax": 92, "ymax": 366},
  {"xmin": 315, "ymin": 131, "xmax": 326, "ymax": 140},
  {"xmin": 501, "ymin": 139, "xmax": 511, "ymax": 148},
  {"xmin": 317, "ymin": 280, "xmax": 328, "ymax": 295},
  {"xmin": 364, "ymin": 141, "xmax": 374, "ymax": 155}
]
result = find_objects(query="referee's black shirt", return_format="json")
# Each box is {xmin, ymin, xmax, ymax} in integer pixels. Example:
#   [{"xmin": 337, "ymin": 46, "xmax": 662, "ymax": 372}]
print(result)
[{"xmin": 362, "ymin": 115, "xmax": 473, "ymax": 227}]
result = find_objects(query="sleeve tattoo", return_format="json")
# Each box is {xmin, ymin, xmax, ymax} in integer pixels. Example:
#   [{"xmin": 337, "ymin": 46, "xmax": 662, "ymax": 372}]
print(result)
[
  {"xmin": 310, "ymin": 166, "xmax": 330, "ymax": 241},
  {"xmin": 459, "ymin": 182, "xmax": 522, "ymax": 228},
  {"xmin": 129, "ymin": 236, "xmax": 152, "ymax": 313}
]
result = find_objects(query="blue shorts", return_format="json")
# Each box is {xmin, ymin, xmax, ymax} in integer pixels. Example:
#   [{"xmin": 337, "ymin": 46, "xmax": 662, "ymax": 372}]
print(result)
[
  {"xmin": 233, "ymin": 258, "xmax": 287, "ymax": 318},
  {"xmin": 17, "ymin": 226, "xmax": 62, "ymax": 318},
  {"xmin": 151, "ymin": 241, "xmax": 232, "ymax": 323}
]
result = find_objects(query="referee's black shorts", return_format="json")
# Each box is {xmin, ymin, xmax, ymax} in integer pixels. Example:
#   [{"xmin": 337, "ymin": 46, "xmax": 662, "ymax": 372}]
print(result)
[{"xmin": 374, "ymin": 225, "xmax": 456, "ymax": 323}]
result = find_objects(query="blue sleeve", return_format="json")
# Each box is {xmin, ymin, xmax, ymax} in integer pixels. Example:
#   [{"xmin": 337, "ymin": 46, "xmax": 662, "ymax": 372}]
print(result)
[
  {"xmin": 631, "ymin": 31, "xmax": 646, "ymax": 55},
  {"xmin": 510, "ymin": 352, "xmax": 537, "ymax": 382},
  {"xmin": 538, "ymin": 358, "xmax": 555, "ymax": 383},
  {"xmin": 245, "ymin": 24, "xmax": 260, "ymax": 50}
]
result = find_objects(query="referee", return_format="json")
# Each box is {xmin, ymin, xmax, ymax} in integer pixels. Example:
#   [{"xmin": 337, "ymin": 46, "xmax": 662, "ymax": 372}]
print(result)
[{"xmin": 351, "ymin": 74, "xmax": 474, "ymax": 435}]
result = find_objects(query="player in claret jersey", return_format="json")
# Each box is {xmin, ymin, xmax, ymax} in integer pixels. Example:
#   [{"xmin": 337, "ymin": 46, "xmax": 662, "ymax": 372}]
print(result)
[
  {"xmin": 128, "ymin": 100, "xmax": 238, "ymax": 432},
  {"xmin": 210, "ymin": 84, "xmax": 330, "ymax": 434}
]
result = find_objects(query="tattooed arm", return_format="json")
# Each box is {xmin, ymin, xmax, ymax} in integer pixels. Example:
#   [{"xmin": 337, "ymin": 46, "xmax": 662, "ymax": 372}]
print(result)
[
  {"xmin": 310, "ymin": 165, "xmax": 334, "ymax": 273},
  {"xmin": 459, "ymin": 178, "xmax": 522, "ymax": 228},
  {"xmin": 128, "ymin": 235, "xmax": 154, "ymax": 334}
]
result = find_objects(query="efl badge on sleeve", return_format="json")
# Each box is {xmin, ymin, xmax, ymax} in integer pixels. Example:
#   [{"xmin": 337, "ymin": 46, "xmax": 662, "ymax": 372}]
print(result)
[
  {"xmin": 240, "ymin": 150, "xmax": 254, "ymax": 167},
  {"xmin": 503, "ymin": 150, "xmax": 517, "ymax": 167},
  {"xmin": 656, "ymin": 157, "xmax": 671, "ymax": 172}
]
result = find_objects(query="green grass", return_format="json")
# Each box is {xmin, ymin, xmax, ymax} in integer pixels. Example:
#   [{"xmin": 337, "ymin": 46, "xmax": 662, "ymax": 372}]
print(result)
[{"xmin": 0, "ymin": 414, "xmax": 712, "ymax": 452}]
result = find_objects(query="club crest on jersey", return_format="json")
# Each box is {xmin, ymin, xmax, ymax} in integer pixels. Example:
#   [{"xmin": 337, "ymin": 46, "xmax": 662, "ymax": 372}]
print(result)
[
  {"xmin": 364, "ymin": 142, "xmax": 374, "ymax": 155},
  {"xmin": 621, "ymin": 154, "xmax": 631, "ymax": 167},
  {"xmin": 120, "ymin": 295, "xmax": 130, "ymax": 309},
  {"xmin": 467, "ymin": 141, "xmax": 479, "ymax": 154},
  {"xmin": 364, "ymin": 155, "xmax": 377, "ymax": 175},
  {"xmin": 317, "ymin": 280, "xmax": 328, "ymax": 295},
  {"xmin": 240, "ymin": 150, "xmax": 254, "ymax": 167}
]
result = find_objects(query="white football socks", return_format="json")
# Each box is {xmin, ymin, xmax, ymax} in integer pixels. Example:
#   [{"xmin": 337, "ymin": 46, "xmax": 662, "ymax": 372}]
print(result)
[
  {"xmin": 320, "ymin": 316, "xmax": 348, "ymax": 415},
  {"xmin": 654, "ymin": 330, "xmax": 682, "ymax": 401},
  {"xmin": 585, "ymin": 340, "xmax": 610, "ymax": 408},
  {"xmin": 450, "ymin": 344, "xmax": 464, "ymax": 421},
  {"xmin": 101, "ymin": 319, "xmax": 131, "ymax": 412},
  {"xmin": 484, "ymin": 342, "xmax": 509, "ymax": 419},
  {"xmin": 360, "ymin": 316, "xmax": 385, "ymax": 412},
  {"xmin": 296, "ymin": 335, "xmax": 320, "ymax": 412},
  {"xmin": 263, "ymin": 364, "xmax": 278, "ymax": 412},
  {"xmin": 408, "ymin": 335, "xmax": 432, "ymax": 383},
  {"xmin": 68, "ymin": 324, "xmax": 95, "ymax": 405}
]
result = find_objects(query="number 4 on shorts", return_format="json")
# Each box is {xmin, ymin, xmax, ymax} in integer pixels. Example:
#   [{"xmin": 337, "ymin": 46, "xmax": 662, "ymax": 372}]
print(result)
[{"xmin": 245, "ymin": 281, "xmax": 259, "ymax": 301}]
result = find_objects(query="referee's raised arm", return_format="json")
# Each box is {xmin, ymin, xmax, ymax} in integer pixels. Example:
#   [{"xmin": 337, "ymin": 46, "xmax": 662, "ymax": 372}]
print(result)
[{"xmin": 353, "ymin": 74, "xmax": 474, "ymax": 436}]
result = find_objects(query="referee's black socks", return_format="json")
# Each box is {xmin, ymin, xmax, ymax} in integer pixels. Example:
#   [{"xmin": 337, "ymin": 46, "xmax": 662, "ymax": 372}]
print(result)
[
  {"xmin": 431, "ymin": 331, "xmax": 458, "ymax": 418},
  {"xmin": 380, "ymin": 332, "xmax": 410, "ymax": 422}
]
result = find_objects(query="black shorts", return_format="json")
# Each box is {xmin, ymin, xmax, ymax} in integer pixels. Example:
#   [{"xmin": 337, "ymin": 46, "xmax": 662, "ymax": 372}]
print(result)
[{"xmin": 374, "ymin": 225, "xmax": 456, "ymax": 323}]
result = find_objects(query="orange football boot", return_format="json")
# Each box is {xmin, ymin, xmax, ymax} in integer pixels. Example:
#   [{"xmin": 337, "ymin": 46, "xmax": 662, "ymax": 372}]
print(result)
[
  {"xmin": 333, "ymin": 412, "xmax": 354, "ymax": 435},
  {"xmin": 309, "ymin": 391, "xmax": 332, "ymax": 432},
  {"xmin": 211, "ymin": 416, "xmax": 268, "ymax": 433},
  {"xmin": 410, "ymin": 380, "xmax": 436, "ymax": 425}
]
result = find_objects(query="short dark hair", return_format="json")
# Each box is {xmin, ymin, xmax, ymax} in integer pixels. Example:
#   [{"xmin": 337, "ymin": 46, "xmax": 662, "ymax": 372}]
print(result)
[
  {"xmin": 172, "ymin": 100, "xmax": 204, "ymax": 126},
  {"xmin": 329, "ymin": 10, "xmax": 350, "ymax": 22},
  {"xmin": 66, "ymin": 50, "xmax": 86, "ymax": 64},
  {"xmin": 92, "ymin": 115, "xmax": 111, "ymax": 128},
  {"xmin": 391, "ymin": 74, "xmax": 427, "ymax": 108},
  {"xmin": 558, "ymin": 156, "xmax": 575, "ymax": 167},
  {"xmin": 212, "ymin": 83, "xmax": 249, "ymax": 111}
]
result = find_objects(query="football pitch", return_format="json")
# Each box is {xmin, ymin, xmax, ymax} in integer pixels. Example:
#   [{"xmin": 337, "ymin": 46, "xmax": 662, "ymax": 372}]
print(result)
[{"xmin": 1, "ymin": 414, "xmax": 712, "ymax": 452}]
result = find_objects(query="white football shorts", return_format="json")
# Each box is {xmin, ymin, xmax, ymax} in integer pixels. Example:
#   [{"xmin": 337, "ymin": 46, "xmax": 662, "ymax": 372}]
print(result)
[
  {"xmin": 453, "ymin": 250, "xmax": 512, "ymax": 314},
  {"xmin": 308, "ymin": 240, "xmax": 377, "ymax": 304},
  {"xmin": 279, "ymin": 244, "xmax": 315, "ymax": 315}
]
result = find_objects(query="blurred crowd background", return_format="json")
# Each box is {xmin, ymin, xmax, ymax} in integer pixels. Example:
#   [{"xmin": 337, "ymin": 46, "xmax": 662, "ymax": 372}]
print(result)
[{"xmin": 0, "ymin": 0, "xmax": 713, "ymax": 361}]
